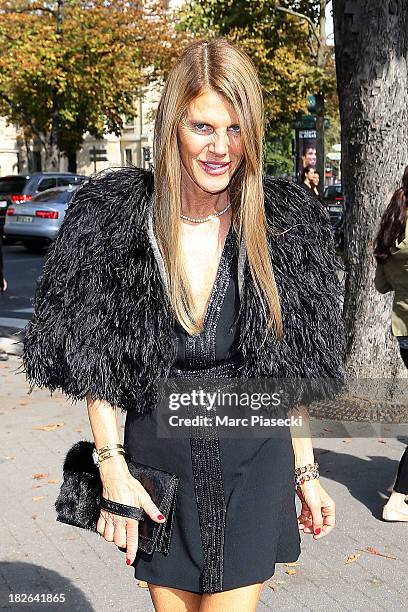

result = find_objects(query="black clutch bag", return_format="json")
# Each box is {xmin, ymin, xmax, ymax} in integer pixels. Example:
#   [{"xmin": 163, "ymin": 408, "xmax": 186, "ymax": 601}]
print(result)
[{"xmin": 54, "ymin": 440, "xmax": 179, "ymax": 555}]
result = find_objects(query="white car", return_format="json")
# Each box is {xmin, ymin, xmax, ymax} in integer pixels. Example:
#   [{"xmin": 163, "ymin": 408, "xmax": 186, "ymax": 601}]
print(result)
[{"xmin": 4, "ymin": 185, "xmax": 82, "ymax": 253}]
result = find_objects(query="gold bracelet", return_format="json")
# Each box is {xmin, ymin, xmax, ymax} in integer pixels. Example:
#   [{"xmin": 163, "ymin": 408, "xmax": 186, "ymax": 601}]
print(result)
[
  {"xmin": 98, "ymin": 449, "xmax": 126, "ymax": 464},
  {"xmin": 97, "ymin": 443, "xmax": 124, "ymax": 454}
]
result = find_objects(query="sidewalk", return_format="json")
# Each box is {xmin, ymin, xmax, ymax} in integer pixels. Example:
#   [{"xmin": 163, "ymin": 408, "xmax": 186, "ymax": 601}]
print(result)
[{"xmin": 1, "ymin": 355, "xmax": 407, "ymax": 611}]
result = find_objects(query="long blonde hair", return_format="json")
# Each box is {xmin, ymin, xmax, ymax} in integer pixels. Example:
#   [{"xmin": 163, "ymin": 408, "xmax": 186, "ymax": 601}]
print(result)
[{"xmin": 153, "ymin": 37, "xmax": 282, "ymax": 339}]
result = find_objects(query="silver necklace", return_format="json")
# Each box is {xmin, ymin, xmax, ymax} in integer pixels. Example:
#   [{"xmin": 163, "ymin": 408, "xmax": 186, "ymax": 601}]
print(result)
[{"xmin": 180, "ymin": 201, "xmax": 231, "ymax": 223}]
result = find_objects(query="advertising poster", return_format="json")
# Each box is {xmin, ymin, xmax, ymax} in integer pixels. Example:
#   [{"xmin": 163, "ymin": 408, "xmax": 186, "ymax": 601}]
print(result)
[{"xmin": 296, "ymin": 128, "xmax": 317, "ymax": 180}]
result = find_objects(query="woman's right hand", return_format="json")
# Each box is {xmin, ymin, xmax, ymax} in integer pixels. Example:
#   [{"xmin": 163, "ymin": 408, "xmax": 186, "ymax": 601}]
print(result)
[{"xmin": 96, "ymin": 455, "xmax": 166, "ymax": 566}]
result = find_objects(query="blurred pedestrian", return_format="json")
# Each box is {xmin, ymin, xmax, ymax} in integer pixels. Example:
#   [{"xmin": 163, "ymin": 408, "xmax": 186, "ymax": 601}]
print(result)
[
  {"xmin": 311, "ymin": 171, "xmax": 324, "ymax": 203},
  {"xmin": 374, "ymin": 164, "xmax": 408, "ymax": 521},
  {"xmin": 300, "ymin": 165, "xmax": 318, "ymax": 199}
]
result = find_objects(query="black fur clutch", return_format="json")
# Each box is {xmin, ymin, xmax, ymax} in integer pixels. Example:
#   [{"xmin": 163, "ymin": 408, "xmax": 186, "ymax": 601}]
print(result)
[{"xmin": 54, "ymin": 440, "xmax": 179, "ymax": 555}]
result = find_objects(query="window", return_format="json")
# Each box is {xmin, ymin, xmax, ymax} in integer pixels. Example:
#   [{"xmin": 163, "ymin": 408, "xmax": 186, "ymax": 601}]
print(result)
[
  {"xmin": 125, "ymin": 149, "xmax": 133, "ymax": 166},
  {"xmin": 57, "ymin": 176, "xmax": 86, "ymax": 187},
  {"xmin": 37, "ymin": 178, "xmax": 58, "ymax": 192},
  {"xmin": 31, "ymin": 188, "xmax": 77, "ymax": 204},
  {"xmin": 0, "ymin": 177, "xmax": 29, "ymax": 195}
]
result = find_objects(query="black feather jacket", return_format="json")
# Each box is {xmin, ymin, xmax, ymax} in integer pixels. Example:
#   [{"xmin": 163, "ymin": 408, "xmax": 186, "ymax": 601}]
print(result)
[{"xmin": 22, "ymin": 167, "xmax": 344, "ymax": 414}]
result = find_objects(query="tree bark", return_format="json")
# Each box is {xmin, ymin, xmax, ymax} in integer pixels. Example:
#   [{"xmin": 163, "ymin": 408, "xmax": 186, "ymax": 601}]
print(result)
[
  {"xmin": 43, "ymin": 138, "xmax": 60, "ymax": 171},
  {"xmin": 333, "ymin": 0, "xmax": 408, "ymax": 377}
]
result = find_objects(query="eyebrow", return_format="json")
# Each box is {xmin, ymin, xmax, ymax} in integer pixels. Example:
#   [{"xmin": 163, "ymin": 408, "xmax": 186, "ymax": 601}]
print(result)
[{"xmin": 187, "ymin": 118, "xmax": 240, "ymax": 127}]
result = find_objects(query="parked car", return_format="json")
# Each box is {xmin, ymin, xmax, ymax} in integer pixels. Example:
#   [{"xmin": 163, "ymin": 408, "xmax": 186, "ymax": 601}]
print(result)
[
  {"xmin": 4, "ymin": 184, "xmax": 84, "ymax": 252},
  {"xmin": 0, "ymin": 172, "xmax": 86, "ymax": 235},
  {"xmin": 323, "ymin": 184, "xmax": 343, "ymax": 227}
]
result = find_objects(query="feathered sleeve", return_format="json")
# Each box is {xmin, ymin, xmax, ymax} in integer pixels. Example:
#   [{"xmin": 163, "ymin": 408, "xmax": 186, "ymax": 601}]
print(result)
[
  {"xmin": 22, "ymin": 177, "xmax": 104, "ymax": 402},
  {"xmin": 259, "ymin": 178, "xmax": 345, "ymax": 406},
  {"xmin": 21, "ymin": 167, "xmax": 150, "ymax": 407}
]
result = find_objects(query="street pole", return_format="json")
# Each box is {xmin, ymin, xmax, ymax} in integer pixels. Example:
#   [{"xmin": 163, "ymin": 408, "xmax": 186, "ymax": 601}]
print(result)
[
  {"xmin": 316, "ymin": 0, "xmax": 327, "ymax": 194},
  {"xmin": 276, "ymin": 1, "xmax": 328, "ymax": 194}
]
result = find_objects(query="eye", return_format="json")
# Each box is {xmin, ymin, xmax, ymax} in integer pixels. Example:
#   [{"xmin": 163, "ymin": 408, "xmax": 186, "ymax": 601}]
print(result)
[
  {"xmin": 192, "ymin": 123, "xmax": 213, "ymax": 134},
  {"xmin": 228, "ymin": 125, "xmax": 241, "ymax": 133}
]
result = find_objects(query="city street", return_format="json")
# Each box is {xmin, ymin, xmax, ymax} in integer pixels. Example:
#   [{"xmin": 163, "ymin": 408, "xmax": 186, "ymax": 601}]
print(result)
[
  {"xmin": 0, "ymin": 1, "xmax": 407, "ymax": 611},
  {"xmin": 0, "ymin": 243, "xmax": 44, "ymax": 354},
  {"xmin": 0, "ymin": 354, "xmax": 408, "ymax": 611}
]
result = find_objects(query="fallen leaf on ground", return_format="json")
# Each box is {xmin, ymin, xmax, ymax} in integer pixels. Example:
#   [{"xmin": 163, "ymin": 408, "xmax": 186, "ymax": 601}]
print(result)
[
  {"xmin": 285, "ymin": 569, "xmax": 297, "ymax": 575},
  {"xmin": 33, "ymin": 422, "xmax": 65, "ymax": 431},
  {"xmin": 32, "ymin": 496, "xmax": 45, "ymax": 502},
  {"xmin": 5, "ymin": 455, "xmax": 16, "ymax": 460},
  {"xmin": 32, "ymin": 473, "xmax": 48, "ymax": 480},
  {"xmin": 48, "ymin": 479, "xmax": 60, "ymax": 484},
  {"xmin": 377, "ymin": 440, "xmax": 386, "ymax": 444},
  {"xmin": 138, "ymin": 581, "xmax": 149, "ymax": 588},
  {"xmin": 32, "ymin": 484, "xmax": 42, "ymax": 489},
  {"xmin": 31, "ymin": 513, "xmax": 37, "ymax": 520},
  {"xmin": 363, "ymin": 546, "xmax": 397, "ymax": 560},
  {"xmin": 74, "ymin": 428, "xmax": 83, "ymax": 433},
  {"xmin": 345, "ymin": 553, "xmax": 361, "ymax": 564},
  {"xmin": 267, "ymin": 580, "xmax": 279, "ymax": 591},
  {"xmin": 285, "ymin": 562, "xmax": 300, "ymax": 567},
  {"xmin": 19, "ymin": 401, "xmax": 29, "ymax": 406}
]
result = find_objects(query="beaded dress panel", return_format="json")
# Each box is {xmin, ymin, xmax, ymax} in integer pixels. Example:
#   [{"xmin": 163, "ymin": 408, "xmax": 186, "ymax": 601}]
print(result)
[{"xmin": 170, "ymin": 224, "xmax": 241, "ymax": 592}]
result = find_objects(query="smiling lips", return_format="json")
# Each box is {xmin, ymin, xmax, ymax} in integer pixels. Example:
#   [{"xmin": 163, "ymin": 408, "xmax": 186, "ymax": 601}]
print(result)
[{"xmin": 198, "ymin": 160, "xmax": 231, "ymax": 176}]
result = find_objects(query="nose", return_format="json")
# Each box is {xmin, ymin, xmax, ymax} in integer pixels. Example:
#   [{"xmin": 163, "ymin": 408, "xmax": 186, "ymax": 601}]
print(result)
[{"xmin": 209, "ymin": 131, "xmax": 229, "ymax": 156}]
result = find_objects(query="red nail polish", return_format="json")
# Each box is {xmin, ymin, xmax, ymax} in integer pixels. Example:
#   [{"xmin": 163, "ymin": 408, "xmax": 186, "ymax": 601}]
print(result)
[
  {"xmin": 157, "ymin": 514, "xmax": 165, "ymax": 520},
  {"xmin": 126, "ymin": 558, "xmax": 131, "ymax": 565},
  {"xmin": 314, "ymin": 528, "xmax": 321, "ymax": 535}
]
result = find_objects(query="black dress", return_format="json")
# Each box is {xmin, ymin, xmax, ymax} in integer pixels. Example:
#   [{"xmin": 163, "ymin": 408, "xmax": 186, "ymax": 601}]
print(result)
[{"xmin": 123, "ymin": 225, "xmax": 301, "ymax": 594}]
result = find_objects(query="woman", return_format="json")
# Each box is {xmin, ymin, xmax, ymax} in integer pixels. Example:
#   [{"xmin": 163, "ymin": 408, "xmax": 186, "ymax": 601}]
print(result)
[
  {"xmin": 311, "ymin": 171, "xmax": 324, "ymax": 202},
  {"xmin": 23, "ymin": 38, "xmax": 343, "ymax": 611},
  {"xmin": 374, "ymin": 164, "xmax": 408, "ymax": 522},
  {"xmin": 300, "ymin": 164, "xmax": 318, "ymax": 199}
]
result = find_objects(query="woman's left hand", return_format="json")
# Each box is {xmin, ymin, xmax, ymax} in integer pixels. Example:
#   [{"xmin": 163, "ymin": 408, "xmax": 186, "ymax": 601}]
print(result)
[{"xmin": 296, "ymin": 479, "xmax": 335, "ymax": 539}]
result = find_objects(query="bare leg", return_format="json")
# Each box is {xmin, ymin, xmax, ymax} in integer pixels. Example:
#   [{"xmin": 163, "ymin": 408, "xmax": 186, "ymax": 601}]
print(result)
[
  {"xmin": 199, "ymin": 582, "xmax": 264, "ymax": 612},
  {"xmin": 148, "ymin": 583, "xmax": 202, "ymax": 612}
]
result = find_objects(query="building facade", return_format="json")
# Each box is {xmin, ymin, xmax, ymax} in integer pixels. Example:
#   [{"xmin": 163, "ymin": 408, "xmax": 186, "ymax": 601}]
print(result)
[{"xmin": 0, "ymin": 87, "xmax": 159, "ymax": 178}]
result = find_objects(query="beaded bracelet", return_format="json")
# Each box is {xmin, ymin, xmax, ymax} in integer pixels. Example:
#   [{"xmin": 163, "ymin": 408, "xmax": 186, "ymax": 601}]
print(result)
[{"xmin": 295, "ymin": 462, "xmax": 319, "ymax": 487}]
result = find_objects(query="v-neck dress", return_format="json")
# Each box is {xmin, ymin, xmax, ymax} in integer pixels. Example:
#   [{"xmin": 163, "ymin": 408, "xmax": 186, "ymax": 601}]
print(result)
[{"xmin": 123, "ymin": 225, "xmax": 301, "ymax": 594}]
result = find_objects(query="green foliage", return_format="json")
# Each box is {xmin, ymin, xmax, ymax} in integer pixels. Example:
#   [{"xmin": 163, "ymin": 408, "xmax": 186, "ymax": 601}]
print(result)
[
  {"xmin": 0, "ymin": 0, "xmax": 182, "ymax": 156},
  {"xmin": 179, "ymin": 0, "xmax": 337, "ymax": 157},
  {"xmin": 325, "ymin": 110, "xmax": 341, "ymax": 152},
  {"xmin": 179, "ymin": 1, "xmax": 327, "ymax": 130},
  {"xmin": 264, "ymin": 127, "xmax": 294, "ymax": 176}
]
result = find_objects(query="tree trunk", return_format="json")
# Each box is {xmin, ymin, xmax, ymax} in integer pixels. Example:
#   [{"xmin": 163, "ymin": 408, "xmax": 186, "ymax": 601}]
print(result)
[
  {"xmin": 43, "ymin": 137, "xmax": 60, "ymax": 171},
  {"xmin": 333, "ymin": 0, "xmax": 408, "ymax": 377},
  {"xmin": 315, "ymin": 92, "xmax": 325, "ymax": 194}
]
